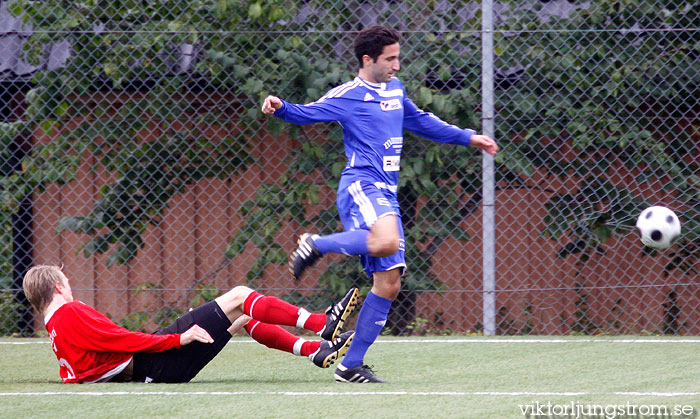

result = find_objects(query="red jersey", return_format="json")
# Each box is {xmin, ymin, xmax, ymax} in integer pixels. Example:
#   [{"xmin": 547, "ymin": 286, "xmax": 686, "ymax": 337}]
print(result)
[{"xmin": 45, "ymin": 301, "xmax": 181, "ymax": 383}]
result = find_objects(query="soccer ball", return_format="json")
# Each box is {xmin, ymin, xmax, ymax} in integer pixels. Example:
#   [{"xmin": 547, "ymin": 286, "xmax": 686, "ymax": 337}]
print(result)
[{"xmin": 635, "ymin": 206, "xmax": 681, "ymax": 249}]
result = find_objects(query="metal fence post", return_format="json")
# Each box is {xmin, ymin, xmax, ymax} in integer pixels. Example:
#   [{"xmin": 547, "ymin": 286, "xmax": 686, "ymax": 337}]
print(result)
[{"xmin": 481, "ymin": 0, "xmax": 496, "ymax": 336}]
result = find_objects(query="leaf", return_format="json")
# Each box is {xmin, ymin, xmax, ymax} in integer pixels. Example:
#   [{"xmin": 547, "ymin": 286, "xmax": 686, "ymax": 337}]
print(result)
[
  {"xmin": 248, "ymin": 2, "xmax": 262, "ymax": 18},
  {"xmin": 418, "ymin": 87, "xmax": 433, "ymax": 106},
  {"xmin": 56, "ymin": 216, "xmax": 80, "ymax": 232},
  {"xmin": 433, "ymin": 94, "xmax": 446, "ymax": 113}
]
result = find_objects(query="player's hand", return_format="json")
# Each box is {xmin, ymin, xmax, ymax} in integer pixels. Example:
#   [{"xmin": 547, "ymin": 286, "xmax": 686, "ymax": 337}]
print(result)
[
  {"xmin": 180, "ymin": 324, "xmax": 214, "ymax": 346},
  {"xmin": 470, "ymin": 134, "xmax": 498, "ymax": 156},
  {"xmin": 261, "ymin": 95, "xmax": 283, "ymax": 114}
]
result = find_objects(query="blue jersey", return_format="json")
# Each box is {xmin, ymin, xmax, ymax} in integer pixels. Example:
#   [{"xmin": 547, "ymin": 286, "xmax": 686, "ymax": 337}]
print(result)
[{"xmin": 273, "ymin": 76, "xmax": 474, "ymax": 197}]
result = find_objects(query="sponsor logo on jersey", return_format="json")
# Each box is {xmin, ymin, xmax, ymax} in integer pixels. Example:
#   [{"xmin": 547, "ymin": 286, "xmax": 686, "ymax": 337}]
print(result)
[
  {"xmin": 383, "ymin": 155, "xmax": 401, "ymax": 172},
  {"xmin": 380, "ymin": 98, "xmax": 402, "ymax": 111},
  {"xmin": 364, "ymin": 92, "xmax": 374, "ymax": 101},
  {"xmin": 383, "ymin": 136, "xmax": 403, "ymax": 150}
]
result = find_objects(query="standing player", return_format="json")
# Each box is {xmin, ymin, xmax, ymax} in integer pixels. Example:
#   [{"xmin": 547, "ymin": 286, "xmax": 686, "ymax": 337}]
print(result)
[
  {"xmin": 261, "ymin": 25, "xmax": 498, "ymax": 383},
  {"xmin": 23, "ymin": 265, "xmax": 358, "ymax": 383}
]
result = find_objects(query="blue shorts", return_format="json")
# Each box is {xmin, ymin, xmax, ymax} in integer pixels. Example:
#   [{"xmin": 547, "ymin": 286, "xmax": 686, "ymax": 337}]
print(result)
[{"xmin": 336, "ymin": 179, "xmax": 406, "ymax": 277}]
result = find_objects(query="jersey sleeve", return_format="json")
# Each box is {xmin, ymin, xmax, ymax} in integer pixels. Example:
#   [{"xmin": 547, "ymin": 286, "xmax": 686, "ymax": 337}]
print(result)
[
  {"xmin": 62, "ymin": 303, "xmax": 181, "ymax": 353},
  {"xmin": 402, "ymin": 96, "xmax": 474, "ymax": 147},
  {"xmin": 273, "ymin": 97, "xmax": 349, "ymax": 125}
]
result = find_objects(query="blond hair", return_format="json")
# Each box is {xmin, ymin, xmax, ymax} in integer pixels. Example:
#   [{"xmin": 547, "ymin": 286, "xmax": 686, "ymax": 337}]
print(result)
[{"xmin": 23, "ymin": 265, "xmax": 66, "ymax": 313}]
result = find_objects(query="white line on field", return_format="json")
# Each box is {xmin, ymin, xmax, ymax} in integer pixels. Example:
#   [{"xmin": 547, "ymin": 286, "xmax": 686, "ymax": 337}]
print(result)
[
  {"xmin": 0, "ymin": 341, "xmax": 51, "ymax": 344},
  {"xmin": 373, "ymin": 339, "xmax": 700, "ymax": 343},
  {"xmin": 0, "ymin": 391, "xmax": 697, "ymax": 397},
  {"xmin": 615, "ymin": 392, "xmax": 700, "ymax": 396},
  {"xmin": 2, "ymin": 338, "xmax": 700, "ymax": 345}
]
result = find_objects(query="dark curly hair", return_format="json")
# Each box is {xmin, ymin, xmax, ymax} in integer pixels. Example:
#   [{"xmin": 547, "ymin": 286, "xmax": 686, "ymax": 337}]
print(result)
[{"xmin": 353, "ymin": 25, "xmax": 401, "ymax": 69}]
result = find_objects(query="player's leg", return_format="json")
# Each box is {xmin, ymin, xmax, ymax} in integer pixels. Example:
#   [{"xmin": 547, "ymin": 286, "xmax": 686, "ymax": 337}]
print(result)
[
  {"xmin": 132, "ymin": 299, "xmax": 235, "ymax": 383},
  {"xmin": 215, "ymin": 285, "xmax": 323, "ymax": 330},
  {"xmin": 226, "ymin": 292, "xmax": 357, "ymax": 369},
  {"xmin": 215, "ymin": 285, "xmax": 359, "ymax": 340},
  {"xmin": 312, "ymin": 215, "xmax": 399, "ymax": 257},
  {"xmin": 244, "ymin": 319, "xmax": 355, "ymax": 368},
  {"xmin": 289, "ymin": 180, "xmax": 400, "ymax": 280},
  {"xmin": 335, "ymin": 217, "xmax": 405, "ymax": 383},
  {"xmin": 227, "ymin": 313, "xmax": 252, "ymax": 335},
  {"xmin": 334, "ymin": 269, "xmax": 399, "ymax": 383},
  {"xmin": 366, "ymin": 214, "xmax": 401, "ymax": 256},
  {"xmin": 133, "ymin": 298, "xmax": 355, "ymax": 382},
  {"xmin": 312, "ymin": 183, "xmax": 401, "ymax": 257}
]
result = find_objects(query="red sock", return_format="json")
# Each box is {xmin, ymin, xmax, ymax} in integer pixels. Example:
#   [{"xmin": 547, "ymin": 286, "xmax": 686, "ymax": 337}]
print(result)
[
  {"xmin": 303, "ymin": 313, "xmax": 326, "ymax": 333},
  {"xmin": 243, "ymin": 291, "xmax": 325, "ymax": 332},
  {"xmin": 245, "ymin": 320, "xmax": 321, "ymax": 356}
]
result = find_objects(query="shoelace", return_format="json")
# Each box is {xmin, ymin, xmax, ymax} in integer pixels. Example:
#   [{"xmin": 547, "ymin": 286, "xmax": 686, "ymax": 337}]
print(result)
[{"xmin": 362, "ymin": 364, "xmax": 378, "ymax": 375}]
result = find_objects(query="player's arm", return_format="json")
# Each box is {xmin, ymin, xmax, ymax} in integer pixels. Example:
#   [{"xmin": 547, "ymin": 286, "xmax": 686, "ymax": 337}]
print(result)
[
  {"xmin": 261, "ymin": 94, "xmax": 348, "ymax": 125},
  {"xmin": 63, "ymin": 304, "xmax": 211, "ymax": 353},
  {"xmin": 403, "ymin": 97, "xmax": 498, "ymax": 155}
]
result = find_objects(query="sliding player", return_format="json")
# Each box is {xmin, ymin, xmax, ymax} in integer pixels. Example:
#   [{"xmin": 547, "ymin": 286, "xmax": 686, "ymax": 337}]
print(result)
[{"xmin": 23, "ymin": 265, "xmax": 358, "ymax": 383}]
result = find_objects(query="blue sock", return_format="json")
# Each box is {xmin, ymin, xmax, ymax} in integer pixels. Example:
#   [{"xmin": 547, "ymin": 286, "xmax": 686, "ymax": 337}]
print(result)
[
  {"xmin": 341, "ymin": 291, "xmax": 393, "ymax": 369},
  {"xmin": 314, "ymin": 229, "xmax": 369, "ymax": 255}
]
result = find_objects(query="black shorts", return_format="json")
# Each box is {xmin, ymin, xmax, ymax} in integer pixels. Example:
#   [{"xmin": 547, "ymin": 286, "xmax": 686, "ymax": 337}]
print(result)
[{"xmin": 131, "ymin": 300, "xmax": 232, "ymax": 383}]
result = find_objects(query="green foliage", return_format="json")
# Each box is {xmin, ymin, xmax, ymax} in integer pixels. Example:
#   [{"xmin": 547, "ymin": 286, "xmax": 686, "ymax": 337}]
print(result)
[
  {"xmin": 4, "ymin": 0, "xmax": 274, "ymax": 265},
  {"xmin": 0, "ymin": 277, "xmax": 23, "ymax": 336},
  {"xmin": 231, "ymin": 20, "xmax": 486, "ymax": 296},
  {"xmin": 188, "ymin": 284, "xmax": 221, "ymax": 308},
  {"xmin": 279, "ymin": 288, "xmax": 341, "ymax": 314},
  {"xmin": 544, "ymin": 177, "xmax": 643, "ymax": 264},
  {"xmin": 2, "ymin": 0, "xmax": 697, "ymax": 337},
  {"xmin": 498, "ymin": 1, "xmax": 699, "ymax": 273},
  {"xmin": 116, "ymin": 311, "xmax": 151, "ymax": 332},
  {"xmin": 115, "ymin": 283, "xmax": 220, "ymax": 331},
  {"xmin": 0, "ymin": 212, "xmax": 11, "ymax": 281},
  {"xmin": 51, "ymin": 120, "xmax": 254, "ymax": 265},
  {"xmin": 396, "ymin": 313, "xmax": 460, "ymax": 337},
  {"xmin": 495, "ymin": 303, "xmax": 536, "ymax": 335},
  {"xmin": 0, "ymin": 213, "xmax": 18, "ymax": 336}
]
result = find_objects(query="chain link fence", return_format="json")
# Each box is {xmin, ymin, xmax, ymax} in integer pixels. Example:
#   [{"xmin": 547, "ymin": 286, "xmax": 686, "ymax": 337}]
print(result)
[{"xmin": 1, "ymin": 0, "xmax": 697, "ymax": 337}]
